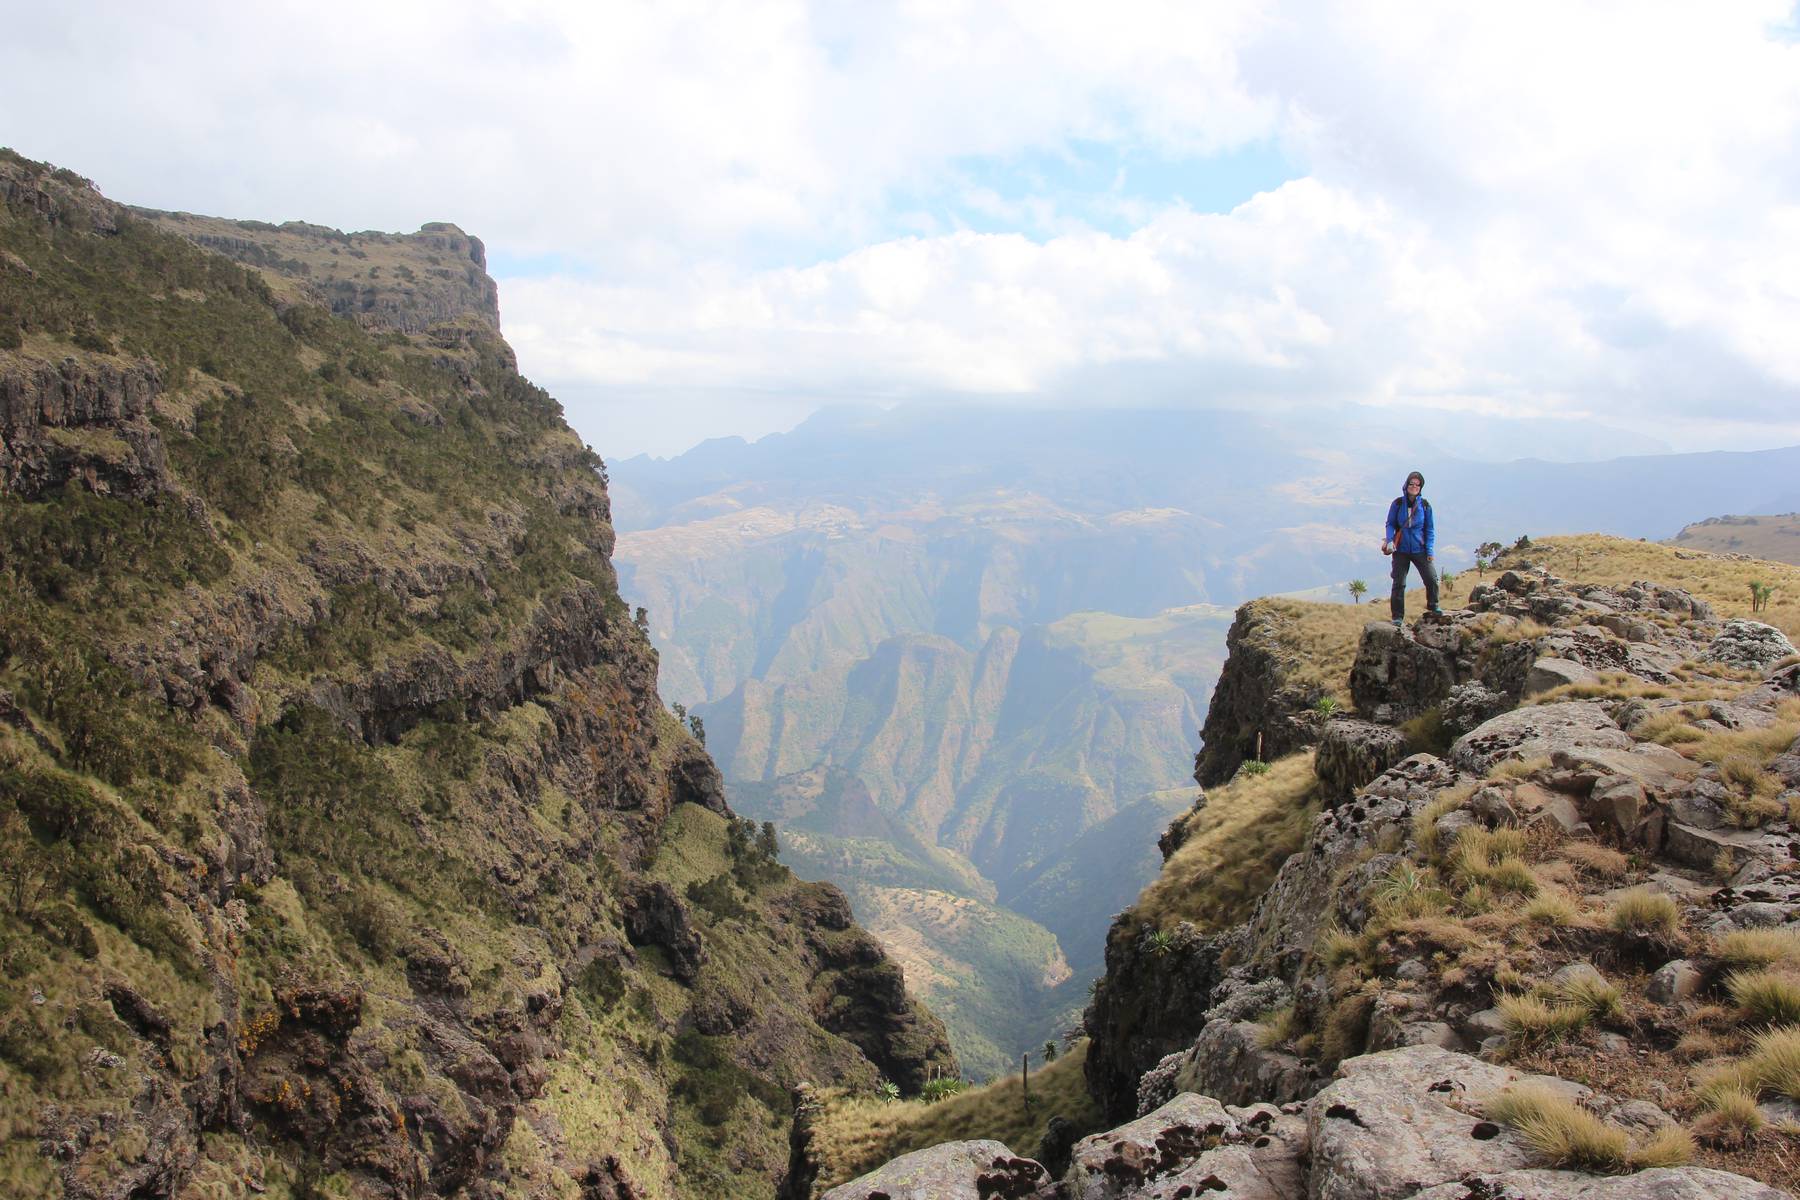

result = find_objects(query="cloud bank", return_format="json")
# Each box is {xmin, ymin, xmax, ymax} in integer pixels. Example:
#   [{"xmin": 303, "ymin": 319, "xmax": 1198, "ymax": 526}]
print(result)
[{"xmin": 6, "ymin": 1, "xmax": 1799, "ymax": 456}]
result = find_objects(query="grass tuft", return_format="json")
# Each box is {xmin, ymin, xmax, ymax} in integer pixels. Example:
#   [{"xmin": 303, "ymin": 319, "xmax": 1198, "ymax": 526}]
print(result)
[
  {"xmin": 1559, "ymin": 973, "xmax": 1625, "ymax": 1024},
  {"xmin": 1558, "ymin": 842, "xmax": 1629, "ymax": 880},
  {"xmin": 1497, "ymin": 993, "xmax": 1590, "ymax": 1043},
  {"xmin": 1485, "ymin": 1083, "xmax": 1629, "ymax": 1172},
  {"xmin": 1726, "ymin": 969, "xmax": 1800, "ymax": 1026},
  {"xmin": 1606, "ymin": 888, "xmax": 1681, "ymax": 936},
  {"xmin": 1627, "ymin": 1124, "xmax": 1695, "ymax": 1169},
  {"xmin": 1746, "ymin": 1027, "xmax": 1800, "ymax": 1099},
  {"xmin": 1716, "ymin": 928, "xmax": 1800, "ymax": 970},
  {"xmin": 1694, "ymin": 1084, "xmax": 1766, "ymax": 1147},
  {"xmin": 1523, "ymin": 889, "xmax": 1580, "ymax": 928}
]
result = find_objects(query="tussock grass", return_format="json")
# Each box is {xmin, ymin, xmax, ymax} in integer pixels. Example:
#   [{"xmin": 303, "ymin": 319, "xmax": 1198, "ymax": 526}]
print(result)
[
  {"xmin": 1636, "ymin": 708, "xmax": 1707, "ymax": 746},
  {"xmin": 1251, "ymin": 597, "xmax": 1389, "ymax": 707},
  {"xmin": 807, "ymin": 1041, "xmax": 1102, "ymax": 1191},
  {"xmin": 1726, "ymin": 969, "xmax": 1800, "ymax": 1026},
  {"xmin": 1695, "ymin": 1084, "xmax": 1766, "ymax": 1146},
  {"xmin": 1527, "ymin": 672, "xmax": 1681, "ymax": 706},
  {"xmin": 1488, "ymin": 756, "xmax": 1553, "ymax": 782},
  {"xmin": 1716, "ymin": 928, "xmax": 1800, "ymax": 970},
  {"xmin": 1523, "ymin": 888, "xmax": 1581, "ymax": 927},
  {"xmin": 1745, "ymin": 1027, "xmax": 1800, "ymax": 1099},
  {"xmin": 1475, "ymin": 616, "xmax": 1554, "ymax": 646},
  {"xmin": 1498, "ymin": 993, "xmax": 1590, "ymax": 1043},
  {"xmin": 1256, "ymin": 1005, "xmax": 1301, "ymax": 1049},
  {"xmin": 1318, "ymin": 925, "xmax": 1363, "ymax": 970},
  {"xmin": 1558, "ymin": 842, "xmax": 1630, "ymax": 880},
  {"xmin": 1415, "ymin": 785, "xmax": 1474, "ymax": 860},
  {"xmin": 1369, "ymin": 861, "xmax": 1451, "ymax": 919},
  {"xmin": 1450, "ymin": 827, "xmax": 1539, "ymax": 897},
  {"xmin": 1485, "ymin": 1083, "xmax": 1628, "ymax": 1171},
  {"xmin": 1606, "ymin": 888, "xmax": 1682, "ymax": 936},
  {"xmin": 1135, "ymin": 751, "xmax": 1320, "ymax": 932},
  {"xmin": 1559, "ymin": 973, "xmax": 1625, "ymax": 1024},
  {"xmin": 1628, "ymin": 1125, "xmax": 1696, "ymax": 1169}
]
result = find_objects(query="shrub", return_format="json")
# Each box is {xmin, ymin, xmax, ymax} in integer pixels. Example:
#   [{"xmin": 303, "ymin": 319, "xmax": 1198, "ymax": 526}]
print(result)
[
  {"xmin": 1606, "ymin": 888, "xmax": 1680, "ymax": 936},
  {"xmin": 1485, "ymin": 1083, "xmax": 1627, "ymax": 1172},
  {"xmin": 920, "ymin": 1077, "xmax": 969, "ymax": 1105},
  {"xmin": 1726, "ymin": 969, "xmax": 1800, "ymax": 1026},
  {"xmin": 1237, "ymin": 759, "xmax": 1271, "ymax": 777}
]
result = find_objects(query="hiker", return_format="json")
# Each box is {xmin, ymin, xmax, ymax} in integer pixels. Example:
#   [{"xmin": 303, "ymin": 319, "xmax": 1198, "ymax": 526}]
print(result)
[{"xmin": 1382, "ymin": 470, "xmax": 1439, "ymax": 628}]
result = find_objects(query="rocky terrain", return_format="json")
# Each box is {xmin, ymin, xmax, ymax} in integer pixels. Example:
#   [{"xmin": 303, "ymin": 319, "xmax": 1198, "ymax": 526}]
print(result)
[
  {"xmin": 797, "ymin": 542, "xmax": 1800, "ymax": 1197},
  {"xmin": 0, "ymin": 151, "xmax": 952, "ymax": 1199}
]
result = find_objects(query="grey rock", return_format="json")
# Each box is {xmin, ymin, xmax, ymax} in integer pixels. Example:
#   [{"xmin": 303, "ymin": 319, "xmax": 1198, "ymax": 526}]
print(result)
[
  {"xmin": 1549, "ymin": 962, "xmax": 1606, "ymax": 991},
  {"xmin": 1611, "ymin": 1099, "xmax": 1677, "ymax": 1132},
  {"xmin": 822, "ymin": 1140, "xmax": 1051, "ymax": 1200},
  {"xmin": 1443, "ymin": 681, "xmax": 1511, "ymax": 738},
  {"xmin": 1464, "ymin": 1008, "xmax": 1508, "ymax": 1041},
  {"xmin": 1704, "ymin": 618, "xmax": 1797, "ymax": 672},
  {"xmin": 1525, "ymin": 656, "xmax": 1601, "ymax": 697},
  {"xmin": 1648, "ymin": 960, "xmax": 1703, "ymax": 1004},
  {"xmin": 1067, "ymin": 1093, "xmax": 1237, "ymax": 1200},
  {"xmin": 1449, "ymin": 702, "xmax": 1633, "ymax": 777},
  {"xmin": 1132, "ymin": 1134, "xmax": 1306, "ymax": 1200},
  {"xmin": 1317, "ymin": 718, "xmax": 1413, "ymax": 804},
  {"xmin": 1305, "ymin": 1046, "xmax": 1536, "ymax": 1200},
  {"xmin": 1410, "ymin": 1167, "xmax": 1793, "ymax": 1199},
  {"xmin": 1171, "ymin": 1020, "xmax": 1316, "ymax": 1109}
]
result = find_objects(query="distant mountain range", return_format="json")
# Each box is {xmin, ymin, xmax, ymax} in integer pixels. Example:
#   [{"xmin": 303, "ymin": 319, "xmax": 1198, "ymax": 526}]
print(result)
[{"xmin": 611, "ymin": 403, "xmax": 1800, "ymax": 1075}]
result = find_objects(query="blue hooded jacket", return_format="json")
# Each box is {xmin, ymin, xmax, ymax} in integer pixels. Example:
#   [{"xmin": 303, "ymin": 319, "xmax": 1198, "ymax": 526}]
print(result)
[{"xmin": 1386, "ymin": 495, "xmax": 1434, "ymax": 557}]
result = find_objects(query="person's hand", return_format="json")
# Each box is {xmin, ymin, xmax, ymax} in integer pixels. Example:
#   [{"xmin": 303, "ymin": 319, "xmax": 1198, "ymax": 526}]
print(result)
[{"xmin": 1381, "ymin": 541, "xmax": 1393, "ymax": 555}]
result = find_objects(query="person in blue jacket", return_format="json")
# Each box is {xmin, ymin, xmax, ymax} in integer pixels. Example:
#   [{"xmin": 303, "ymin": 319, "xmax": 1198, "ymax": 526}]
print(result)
[{"xmin": 1382, "ymin": 470, "xmax": 1440, "ymax": 628}]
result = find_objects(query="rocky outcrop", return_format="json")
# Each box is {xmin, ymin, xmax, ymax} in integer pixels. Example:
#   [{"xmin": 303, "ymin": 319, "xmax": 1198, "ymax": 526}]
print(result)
[
  {"xmin": 1316, "ymin": 717, "xmax": 1412, "ymax": 804},
  {"xmin": 1195, "ymin": 601, "xmax": 1330, "ymax": 785},
  {"xmin": 820, "ymin": 1140, "xmax": 1052, "ymax": 1200},
  {"xmin": 0, "ymin": 352, "xmax": 169, "ymax": 498},
  {"xmin": 1704, "ymin": 617, "xmax": 1797, "ymax": 672}
]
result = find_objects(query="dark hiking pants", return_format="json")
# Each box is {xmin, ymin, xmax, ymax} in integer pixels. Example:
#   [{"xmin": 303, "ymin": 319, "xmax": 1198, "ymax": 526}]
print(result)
[{"xmin": 1390, "ymin": 551, "xmax": 1439, "ymax": 619}]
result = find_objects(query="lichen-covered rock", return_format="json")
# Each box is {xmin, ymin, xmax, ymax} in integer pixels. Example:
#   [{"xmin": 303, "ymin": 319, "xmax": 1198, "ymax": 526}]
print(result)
[
  {"xmin": 1704, "ymin": 618, "xmax": 1798, "ymax": 672},
  {"xmin": 1448, "ymin": 702, "xmax": 1633, "ymax": 777},
  {"xmin": 1317, "ymin": 717, "xmax": 1413, "ymax": 804},
  {"xmin": 1194, "ymin": 601, "xmax": 1331, "ymax": 785},
  {"xmin": 1067, "ymin": 1093, "xmax": 1239, "ymax": 1200},
  {"xmin": 1409, "ymin": 1167, "xmax": 1793, "ymax": 1199},
  {"xmin": 1305, "ymin": 1046, "xmax": 1537, "ymax": 1200},
  {"xmin": 821, "ymin": 1140, "xmax": 1052, "ymax": 1200},
  {"xmin": 1169, "ymin": 1020, "xmax": 1317, "ymax": 1109}
]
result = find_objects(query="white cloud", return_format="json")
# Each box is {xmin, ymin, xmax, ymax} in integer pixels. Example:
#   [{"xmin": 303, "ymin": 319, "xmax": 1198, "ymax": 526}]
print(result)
[{"xmin": 5, "ymin": 1, "xmax": 1800, "ymax": 456}]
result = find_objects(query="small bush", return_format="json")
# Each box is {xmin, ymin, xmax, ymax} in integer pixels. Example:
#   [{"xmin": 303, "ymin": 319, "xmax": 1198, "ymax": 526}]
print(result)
[
  {"xmin": 1485, "ymin": 1083, "xmax": 1628, "ymax": 1172},
  {"xmin": 1726, "ymin": 969, "xmax": 1800, "ymax": 1026},
  {"xmin": 1606, "ymin": 888, "xmax": 1681, "ymax": 936},
  {"xmin": 1716, "ymin": 928, "xmax": 1800, "ymax": 969},
  {"xmin": 920, "ymin": 1077, "xmax": 969, "ymax": 1105}
]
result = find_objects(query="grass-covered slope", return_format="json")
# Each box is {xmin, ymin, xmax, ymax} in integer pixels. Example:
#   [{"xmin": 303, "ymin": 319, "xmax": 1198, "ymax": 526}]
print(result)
[{"xmin": 0, "ymin": 150, "xmax": 951, "ymax": 1200}]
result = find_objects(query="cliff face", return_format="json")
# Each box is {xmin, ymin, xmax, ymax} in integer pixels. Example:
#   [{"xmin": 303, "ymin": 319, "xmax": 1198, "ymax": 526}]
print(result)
[{"xmin": 0, "ymin": 151, "xmax": 951, "ymax": 1200}]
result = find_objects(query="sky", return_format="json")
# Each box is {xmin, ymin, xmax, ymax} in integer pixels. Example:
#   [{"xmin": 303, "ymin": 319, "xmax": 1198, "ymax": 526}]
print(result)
[{"xmin": 6, "ymin": 1, "xmax": 1800, "ymax": 459}]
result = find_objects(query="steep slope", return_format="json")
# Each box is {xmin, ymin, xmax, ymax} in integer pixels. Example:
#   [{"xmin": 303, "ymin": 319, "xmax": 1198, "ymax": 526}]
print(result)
[
  {"xmin": 798, "ymin": 534, "xmax": 1800, "ymax": 1198},
  {"xmin": 0, "ymin": 152, "xmax": 951, "ymax": 1200},
  {"xmin": 700, "ymin": 606, "xmax": 1229, "ymax": 1077}
]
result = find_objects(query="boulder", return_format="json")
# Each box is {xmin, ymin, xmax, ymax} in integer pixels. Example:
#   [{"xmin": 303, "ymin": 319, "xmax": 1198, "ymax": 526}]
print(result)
[
  {"xmin": 821, "ymin": 1140, "xmax": 1051, "ymax": 1200},
  {"xmin": 1170, "ymin": 1021, "xmax": 1317, "ymax": 1109},
  {"xmin": 1066, "ymin": 1093, "xmax": 1237, "ymax": 1200},
  {"xmin": 1350, "ymin": 622, "xmax": 1459, "ymax": 722},
  {"xmin": 1126, "ymin": 1132, "xmax": 1307, "ymax": 1200},
  {"xmin": 1305, "ymin": 1046, "xmax": 1536, "ymax": 1200},
  {"xmin": 1410, "ymin": 1167, "xmax": 1792, "ymax": 1199},
  {"xmin": 1704, "ymin": 618, "xmax": 1798, "ymax": 673},
  {"xmin": 1524, "ymin": 657, "xmax": 1600, "ymax": 697},
  {"xmin": 1316, "ymin": 718, "xmax": 1413, "ymax": 804},
  {"xmin": 1442, "ymin": 681, "xmax": 1511, "ymax": 738},
  {"xmin": 1448, "ymin": 702, "xmax": 1633, "ymax": 777}
]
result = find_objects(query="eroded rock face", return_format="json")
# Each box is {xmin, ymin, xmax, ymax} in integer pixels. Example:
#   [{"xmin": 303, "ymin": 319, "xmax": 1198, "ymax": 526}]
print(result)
[
  {"xmin": 1168, "ymin": 1020, "xmax": 1316, "ymax": 1109},
  {"xmin": 0, "ymin": 353, "xmax": 169, "ymax": 498},
  {"xmin": 1195, "ymin": 602, "xmax": 1330, "ymax": 785},
  {"xmin": 1409, "ymin": 1168, "xmax": 1794, "ymax": 1199},
  {"xmin": 1316, "ymin": 717, "xmax": 1413, "ymax": 805},
  {"xmin": 1067, "ymin": 1092, "xmax": 1239, "ymax": 1200},
  {"xmin": 819, "ymin": 1140, "xmax": 1053, "ymax": 1200}
]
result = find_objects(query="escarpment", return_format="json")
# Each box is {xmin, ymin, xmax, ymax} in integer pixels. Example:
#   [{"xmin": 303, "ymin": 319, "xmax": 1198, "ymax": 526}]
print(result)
[
  {"xmin": 0, "ymin": 150, "xmax": 952, "ymax": 1200},
  {"xmin": 804, "ymin": 541, "xmax": 1800, "ymax": 1198}
]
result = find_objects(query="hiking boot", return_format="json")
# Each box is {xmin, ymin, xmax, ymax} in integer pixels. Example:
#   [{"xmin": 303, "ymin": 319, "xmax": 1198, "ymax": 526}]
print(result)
[{"xmin": 1391, "ymin": 618, "xmax": 1404, "ymax": 630}]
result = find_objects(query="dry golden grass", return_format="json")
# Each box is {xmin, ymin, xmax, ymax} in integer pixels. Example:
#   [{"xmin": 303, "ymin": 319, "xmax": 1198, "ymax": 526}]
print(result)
[
  {"xmin": 1523, "ymin": 887, "xmax": 1582, "ymax": 928},
  {"xmin": 1558, "ymin": 842, "xmax": 1631, "ymax": 880},
  {"xmin": 1135, "ymin": 751, "xmax": 1319, "ymax": 931},
  {"xmin": 1249, "ymin": 597, "xmax": 1383, "ymax": 707},
  {"xmin": 1715, "ymin": 928, "xmax": 1800, "ymax": 970},
  {"xmin": 1485, "ymin": 1083, "xmax": 1629, "ymax": 1171},
  {"xmin": 807, "ymin": 1041, "xmax": 1103, "ymax": 1190},
  {"xmin": 1559, "ymin": 973, "xmax": 1625, "ymax": 1024},
  {"xmin": 1488, "ymin": 756, "xmax": 1553, "ymax": 782},
  {"xmin": 1679, "ymin": 718, "xmax": 1800, "ymax": 825},
  {"xmin": 1747, "ymin": 1027, "xmax": 1800, "ymax": 1099},
  {"xmin": 1694, "ymin": 1084, "xmax": 1767, "ymax": 1147},
  {"xmin": 1506, "ymin": 535, "xmax": 1800, "ymax": 641},
  {"xmin": 1606, "ymin": 888, "xmax": 1682, "ymax": 936},
  {"xmin": 1415, "ymin": 785, "xmax": 1475, "ymax": 860},
  {"xmin": 1726, "ymin": 969, "xmax": 1800, "ymax": 1026},
  {"xmin": 1629, "ymin": 1125, "xmax": 1697, "ymax": 1169},
  {"xmin": 1498, "ymin": 993, "xmax": 1591, "ymax": 1042}
]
